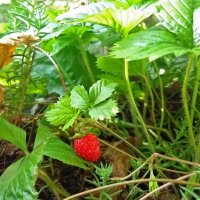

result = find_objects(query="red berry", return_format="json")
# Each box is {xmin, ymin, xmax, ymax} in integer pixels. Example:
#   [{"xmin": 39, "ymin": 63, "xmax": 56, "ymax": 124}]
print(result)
[{"xmin": 73, "ymin": 133, "xmax": 101, "ymax": 162}]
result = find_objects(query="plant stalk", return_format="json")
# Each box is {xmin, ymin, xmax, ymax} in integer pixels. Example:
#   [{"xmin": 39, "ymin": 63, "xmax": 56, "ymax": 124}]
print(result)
[
  {"xmin": 182, "ymin": 54, "xmax": 197, "ymax": 160},
  {"xmin": 124, "ymin": 58, "xmax": 154, "ymax": 152},
  {"xmin": 142, "ymin": 75, "xmax": 157, "ymax": 129},
  {"xmin": 190, "ymin": 57, "xmax": 200, "ymax": 123},
  {"xmin": 153, "ymin": 61, "xmax": 165, "ymax": 131},
  {"xmin": 63, "ymin": 177, "xmax": 200, "ymax": 200}
]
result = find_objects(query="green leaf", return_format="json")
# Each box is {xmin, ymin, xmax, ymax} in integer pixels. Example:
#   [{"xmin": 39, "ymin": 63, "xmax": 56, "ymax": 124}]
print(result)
[
  {"xmin": 70, "ymin": 85, "xmax": 90, "ymax": 110},
  {"xmin": 180, "ymin": 186, "xmax": 200, "ymax": 199},
  {"xmin": 0, "ymin": 145, "xmax": 44, "ymax": 200},
  {"xmin": 35, "ymin": 43, "xmax": 98, "ymax": 93},
  {"xmin": 89, "ymin": 79, "xmax": 117, "ymax": 106},
  {"xmin": 44, "ymin": 137, "xmax": 88, "ymax": 169},
  {"xmin": 0, "ymin": 117, "xmax": 28, "ymax": 153},
  {"xmin": 56, "ymin": 2, "xmax": 115, "ymax": 21},
  {"xmin": 156, "ymin": 0, "xmax": 200, "ymax": 48},
  {"xmin": 45, "ymin": 95, "xmax": 79, "ymax": 130},
  {"xmin": 61, "ymin": 26, "xmax": 92, "ymax": 38},
  {"xmin": 78, "ymin": 6, "xmax": 153, "ymax": 36},
  {"xmin": 70, "ymin": 79, "xmax": 118, "ymax": 120},
  {"xmin": 111, "ymin": 28, "xmax": 187, "ymax": 61},
  {"xmin": 89, "ymin": 99, "xmax": 118, "ymax": 120},
  {"xmin": 34, "ymin": 123, "xmax": 53, "ymax": 149},
  {"xmin": 42, "ymin": 26, "xmax": 92, "ymax": 55},
  {"xmin": 97, "ymin": 57, "xmax": 148, "ymax": 76},
  {"xmin": 110, "ymin": 1, "xmax": 200, "ymax": 61},
  {"xmin": 34, "ymin": 124, "xmax": 88, "ymax": 169},
  {"xmin": 97, "ymin": 57, "xmax": 124, "ymax": 76}
]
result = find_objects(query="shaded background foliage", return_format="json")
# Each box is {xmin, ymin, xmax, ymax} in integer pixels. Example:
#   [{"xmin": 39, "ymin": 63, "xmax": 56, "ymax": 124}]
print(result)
[{"xmin": 1, "ymin": 0, "xmax": 200, "ymax": 200}]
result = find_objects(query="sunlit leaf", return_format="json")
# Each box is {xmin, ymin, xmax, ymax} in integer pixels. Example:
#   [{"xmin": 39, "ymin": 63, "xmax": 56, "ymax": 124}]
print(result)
[
  {"xmin": 45, "ymin": 95, "xmax": 79, "ymax": 129},
  {"xmin": 156, "ymin": 0, "xmax": 200, "ymax": 47},
  {"xmin": 78, "ymin": 6, "xmax": 154, "ymax": 36},
  {"xmin": 56, "ymin": 2, "xmax": 115, "ymax": 21},
  {"xmin": 70, "ymin": 85, "xmax": 90, "ymax": 110},
  {"xmin": 89, "ymin": 99, "xmax": 118, "ymax": 120},
  {"xmin": 89, "ymin": 79, "xmax": 117, "ymax": 106},
  {"xmin": 111, "ymin": 28, "xmax": 187, "ymax": 61}
]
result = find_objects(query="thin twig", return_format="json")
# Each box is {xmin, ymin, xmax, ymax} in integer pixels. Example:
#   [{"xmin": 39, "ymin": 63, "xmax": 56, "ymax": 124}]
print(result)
[
  {"xmin": 111, "ymin": 153, "xmax": 200, "ymax": 181},
  {"xmin": 155, "ymin": 153, "xmax": 200, "ymax": 168},
  {"xmin": 33, "ymin": 45, "xmax": 67, "ymax": 93},
  {"xmin": 99, "ymin": 139, "xmax": 137, "ymax": 160},
  {"xmin": 139, "ymin": 173, "xmax": 196, "ymax": 200},
  {"xmin": 63, "ymin": 178, "xmax": 200, "ymax": 200},
  {"xmin": 111, "ymin": 155, "xmax": 152, "ymax": 181}
]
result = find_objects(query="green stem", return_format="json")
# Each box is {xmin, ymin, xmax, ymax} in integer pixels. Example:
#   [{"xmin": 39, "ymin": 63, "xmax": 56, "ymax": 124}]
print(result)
[
  {"xmin": 78, "ymin": 37, "xmax": 95, "ymax": 84},
  {"xmin": 38, "ymin": 169, "xmax": 73, "ymax": 198},
  {"xmin": 153, "ymin": 61, "xmax": 165, "ymax": 131},
  {"xmin": 34, "ymin": 46, "xmax": 67, "ymax": 93},
  {"xmin": 96, "ymin": 121, "xmax": 147, "ymax": 159},
  {"xmin": 125, "ymin": 59, "xmax": 139, "ymax": 136},
  {"xmin": 124, "ymin": 59, "xmax": 154, "ymax": 152},
  {"xmin": 115, "ymin": 120, "xmax": 174, "ymax": 141},
  {"xmin": 182, "ymin": 54, "xmax": 197, "ymax": 160},
  {"xmin": 151, "ymin": 85, "xmax": 180, "ymax": 129},
  {"xmin": 191, "ymin": 57, "xmax": 200, "ymax": 123},
  {"xmin": 126, "ymin": 93, "xmax": 139, "ymax": 135},
  {"xmin": 142, "ymin": 75, "xmax": 157, "ymax": 129}
]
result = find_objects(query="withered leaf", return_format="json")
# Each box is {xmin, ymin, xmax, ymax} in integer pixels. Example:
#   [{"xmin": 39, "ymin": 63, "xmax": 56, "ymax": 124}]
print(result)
[{"xmin": 0, "ymin": 30, "xmax": 39, "ymax": 68}]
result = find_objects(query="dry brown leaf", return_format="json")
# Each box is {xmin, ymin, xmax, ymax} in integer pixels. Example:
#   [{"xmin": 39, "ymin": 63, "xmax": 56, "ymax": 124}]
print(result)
[
  {"xmin": 0, "ymin": 44, "xmax": 17, "ymax": 68},
  {"xmin": 102, "ymin": 136, "xmax": 141, "ymax": 178},
  {"xmin": 99, "ymin": 137, "xmax": 142, "ymax": 200},
  {"xmin": 156, "ymin": 189, "xmax": 180, "ymax": 200},
  {"xmin": 0, "ymin": 85, "xmax": 4, "ymax": 105},
  {"xmin": 0, "ymin": 30, "xmax": 39, "ymax": 68}
]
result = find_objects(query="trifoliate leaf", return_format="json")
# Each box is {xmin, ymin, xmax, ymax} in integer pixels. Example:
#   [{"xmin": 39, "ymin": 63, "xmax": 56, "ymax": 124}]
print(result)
[
  {"xmin": 156, "ymin": 0, "xmax": 200, "ymax": 48},
  {"xmin": 111, "ymin": 28, "xmax": 187, "ymax": 61},
  {"xmin": 70, "ymin": 85, "xmax": 90, "ymax": 110},
  {"xmin": 45, "ymin": 95, "xmax": 78, "ymax": 129},
  {"xmin": 77, "ymin": 7, "xmax": 152, "ymax": 36},
  {"xmin": 89, "ymin": 79, "xmax": 117, "ymax": 106},
  {"xmin": 70, "ymin": 79, "xmax": 118, "ymax": 120},
  {"xmin": 89, "ymin": 99, "xmax": 118, "ymax": 120}
]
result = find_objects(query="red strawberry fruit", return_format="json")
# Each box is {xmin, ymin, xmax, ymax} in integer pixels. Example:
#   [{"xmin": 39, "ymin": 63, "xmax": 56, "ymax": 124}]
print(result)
[{"xmin": 73, "ymin": 133, "xmax": 101, "ymax": 162}]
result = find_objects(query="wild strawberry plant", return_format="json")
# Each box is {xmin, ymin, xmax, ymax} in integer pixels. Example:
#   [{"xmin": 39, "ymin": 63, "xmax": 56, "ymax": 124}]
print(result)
[{"xmin": 0, "ymin": 0, "xmax": 200, "ymax": 199}]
